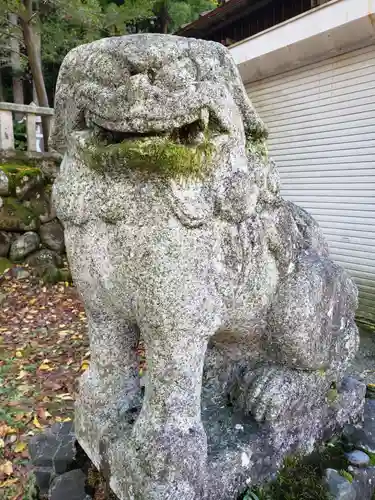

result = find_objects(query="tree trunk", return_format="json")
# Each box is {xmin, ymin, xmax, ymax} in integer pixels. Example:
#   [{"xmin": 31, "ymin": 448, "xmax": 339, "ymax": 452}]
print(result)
[
  {"xmin": 9, "ymin": 13, "xmax": 24, "ymax": 120},
  {"xmin": 159, "ymin": 2, "xmax": 169, "ymax": 33},
  {"xmin": 20, "ymin": 0, "xmax": 50, "ymax": 150}
]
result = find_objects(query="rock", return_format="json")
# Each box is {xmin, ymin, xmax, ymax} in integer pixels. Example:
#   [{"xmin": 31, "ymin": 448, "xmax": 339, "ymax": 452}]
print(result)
[
  {"xmin": 16, "ymin": 173, "xmax": 45, "ymax": 200},
  {"xmin": 51, "ymin": 34, "xmax": 364, "ymax": 500},
  {"xmin": 33, "ymin": 466, "xmax": 53, "ymax": 496},
  {"xmin": 0, "ymin": 170, "xmax": 9, "ymax": 196},
  {"xmin": 49, "ymin": 469, "xmax": 90, "ymax": 500},
  {"xmin": 25, "ymin": 248, "xmax": 63, "ymax": 269},
  {"xmin": 350, "ymin": 467, "xmax": 375, "ymax": 499},
  {"xmin": 29, "ymin": 422, "xmax": 76, "ymax": 475},
  {"xmin": 0, "ymin": 231, "xmax": 11, "ymax": 257},
  {"xmin": 345, "ymin": 450, "xmax": 370, "ymax": 467},
  {"xmin": 9, "ymin": 232, "xmax": 40, "ymax": 261},
  {"xmin": 0, "ymin": 197, "xmax": 38, "ymax": 231},
  {"xmin": 324, "ymin": 469, "xmax": 356, "ymax": 500},
  {"xmin": 40, "ymin": 219, "xmax": 65, "ymax": 253},
  {"xmin": 12, "ymin": 267, "xmax": 30, "ymax": 280},
  {"xmin": 344, "ymin": 400, "xmax": 375, "ymax": 453}
]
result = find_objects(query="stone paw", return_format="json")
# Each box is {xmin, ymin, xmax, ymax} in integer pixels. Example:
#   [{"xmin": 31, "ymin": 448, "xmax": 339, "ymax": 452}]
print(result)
[{"xmin": 231, "ymin": 366, "xmax": 327, "ymax": 424}]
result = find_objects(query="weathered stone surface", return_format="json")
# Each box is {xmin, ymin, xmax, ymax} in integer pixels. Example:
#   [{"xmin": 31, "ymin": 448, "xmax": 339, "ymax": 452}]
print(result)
[
  {"xmin": 0, "ymin": 231, "xmax": 11, "ymax": 257},
  {"xmin": 40, "ymin": 219, "xmax": 65, "ymax": 253},
  {"xmin": 51, "ymin": 34, "xmax": 363, "ymax": 500},
  {"xmin": 9, "ymin": 231, "xmax": 40, "ymax": 261},
  {"xmin": 0, "ymin": 170, "xmax": 9, "ymax": 196},
  {"xmin": 344, "ymin": 400, "xmax": 375, "ymax": 453},
  {"xmin": 49, "ymin": 469, "xmax": 90, "ymax": 500},
  {"xmin": 351, "ymin": 466, "xmax": 375, "ymax": 499},
  {"xmin": 29, "ymin": 422, "xmax": 76, "ymax": 475},
  {"xmin": 324, "ymin": 469, "xmax": 356, "ymax": 500},
  {"xmin": 345, "ymin": 450, "xmax": 370, "ymax": 467}
]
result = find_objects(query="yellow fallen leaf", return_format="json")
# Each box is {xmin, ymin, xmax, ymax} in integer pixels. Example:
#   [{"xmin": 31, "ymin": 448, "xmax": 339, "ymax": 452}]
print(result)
[
  {"xmin": 0, "ymin": 425, "xmax": 17, "ymax": 437},
  {"xmin": 14, "ymin": 441, "xmax": 27, "ymax": 453},
  {"xmin": 15, "ymin": 350, "xmax": 23, "ymax": 358},
  {"xmin": 63, "ymin": 417, "xmax": 72, "ymax": 422},
  {"xmin": 81, "ymin": 360, "xmax": 89, "ymax": 371},
  {"xmin": 29, "ymin": 298, "xmax": 37, "ymax": 305},
  {"xmin": 0, "ymin": 439, "xmax": 4, "ymax": 449},
  {"xmin": 0, "ymin": 478, "xmax": 18, "ymax": 488},
  {"xmin": 368, "ymin": 383, "xmax": 375, "ymax": 388},
  {"xmin": 33, "ymin": 416, "xmax": 43, "ymax": 429},
  {"xmin": 39, "ymin": 363, "xmax": 53, "ymax": 372},
  {"xmin": 55, "ymin": 416, "xmax": 62, "ymax": 422},
  {"xmin": 0, "ymin": 460, "xmax": 13, "ymax": 475}
]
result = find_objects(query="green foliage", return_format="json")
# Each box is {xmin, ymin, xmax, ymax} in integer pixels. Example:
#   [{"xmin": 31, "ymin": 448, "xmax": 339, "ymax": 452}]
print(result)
[
  {"xmin": 85, "ymin": 136, "xmax": 215, "ymax": 179},
  {"xmin": 153, "ymin": 0, "xmax": 218, "ymax": 32},
  {"xmin": 13, "ymin": 121, "xmax": 27, "ymax": 151},
  {"xmin": 339, "ymin": 470, "xmax": 353, "ymax": 483}
]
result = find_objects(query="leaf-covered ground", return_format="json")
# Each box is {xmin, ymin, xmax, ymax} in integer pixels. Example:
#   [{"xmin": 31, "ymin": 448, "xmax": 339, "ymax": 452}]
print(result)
[{"xmin": 0, "ymin": 266, "xmax": 88, "ymax": 499}]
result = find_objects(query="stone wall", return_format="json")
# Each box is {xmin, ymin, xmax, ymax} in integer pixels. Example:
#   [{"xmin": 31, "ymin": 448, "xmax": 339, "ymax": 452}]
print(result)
[{"xmin": 0, "ymin": 157, "xmax": 66, "ymax": 280}]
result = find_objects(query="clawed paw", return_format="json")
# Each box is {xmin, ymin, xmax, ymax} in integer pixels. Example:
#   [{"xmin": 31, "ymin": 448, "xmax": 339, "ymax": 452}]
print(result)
[{"xmin": 230, "ymin": 366, "xmax": 322, "ymax": 423}]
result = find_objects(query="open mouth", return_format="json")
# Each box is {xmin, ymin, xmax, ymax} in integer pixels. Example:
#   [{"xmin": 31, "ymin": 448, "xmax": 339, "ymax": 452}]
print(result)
[
  {"xmin": 90, "ymin": 108, "xmax": 221, "ymax": 147},
  {"xmin": 76, "ymin": 108, "xmax": 230, "ymax": 179},
  {"xmin": 80, "ymin": 110, "xmax": 222, "ymax": 179}
]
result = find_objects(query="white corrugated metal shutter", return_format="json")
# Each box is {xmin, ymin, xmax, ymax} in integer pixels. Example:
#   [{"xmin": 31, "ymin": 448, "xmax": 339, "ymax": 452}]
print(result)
[{"xmin": 246, "ymin": 44, "xmax": 375, "ymax": 322}]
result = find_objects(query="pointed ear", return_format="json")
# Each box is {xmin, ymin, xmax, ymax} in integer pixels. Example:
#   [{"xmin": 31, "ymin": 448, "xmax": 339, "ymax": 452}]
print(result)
[{"xmin": 166, "ymin": 179, "xmax": 214, "ymax": 228}]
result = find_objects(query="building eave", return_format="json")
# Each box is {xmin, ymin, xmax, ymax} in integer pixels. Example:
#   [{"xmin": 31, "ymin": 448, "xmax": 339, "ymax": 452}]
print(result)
[{"xmin": 230, "ymin": 0, "xmax": 375, "ymax": 83}]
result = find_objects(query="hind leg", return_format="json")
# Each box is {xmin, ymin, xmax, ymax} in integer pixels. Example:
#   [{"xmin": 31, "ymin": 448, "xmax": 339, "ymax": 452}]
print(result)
[{"xmin": 230, "ymin": 252, "xmax": 359, "ymax": 423}]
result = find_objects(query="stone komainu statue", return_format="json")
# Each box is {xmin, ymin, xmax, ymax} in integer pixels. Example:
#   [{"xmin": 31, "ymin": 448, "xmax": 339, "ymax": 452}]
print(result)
[{"xmin": 51, "ymin": 34, "xmax": 364, "ymax": 500}]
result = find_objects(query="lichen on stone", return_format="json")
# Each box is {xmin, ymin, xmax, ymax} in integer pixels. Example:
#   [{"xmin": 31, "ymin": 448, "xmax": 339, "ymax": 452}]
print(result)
[{"xmin": 82, "ymin": 136, "xmax": 216, "ymax": 180}]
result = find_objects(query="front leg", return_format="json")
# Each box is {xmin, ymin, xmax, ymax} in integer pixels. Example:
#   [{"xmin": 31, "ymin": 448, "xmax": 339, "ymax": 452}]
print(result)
[{"xmin": 75, "ymin": 309, "xmax": 142, "ymax": 467}]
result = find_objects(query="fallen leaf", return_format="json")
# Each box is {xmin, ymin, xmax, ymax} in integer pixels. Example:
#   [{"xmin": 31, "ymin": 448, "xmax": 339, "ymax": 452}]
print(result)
[
  {"xmin": 14, "ymin": 441, "xmax": 27, "ymax": 453},
  {"xmin": 0, "ymin": 439, "xmax": 4, "ymax": 449},
  {"xmin": 81, "ymin": 360, "xmax": 89, "ymax": 371},
  {"xmin": 0, "ymin": 478, "xmax": 18, "ymax": 488},
  {"xmin": 63, "ymin": 417, "xmax": 72, "ymax": 422},
  {"xmin": 38, "ymin": 362, "xmax": 53, "ymax": 372},
  {"xmin": 15, "ymin": 350, "xmax": 23, "ymax": 358},
  {"xmin": 0, "ymin": 460, "xmax": 13, "ymax": 476},
  {"xmin": 16, "ymin": 370, "xmax": 28, "ymax": 380},
  {"xmin": 32, "ymin": 416, "xmax": 43, "ymax": 429},
  {"xmin": 56, "ymin": 393, "xmax": 74, "ymax": 401},
  {"xmin": 0, "ymin": 425, "xmax": 17, "ymax": 437}
]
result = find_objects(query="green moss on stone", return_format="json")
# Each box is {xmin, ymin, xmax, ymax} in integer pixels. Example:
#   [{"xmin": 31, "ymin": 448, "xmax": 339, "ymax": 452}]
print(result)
[
  {"xmin": 0, "ymin": 257, "xmax": 12, "ymax": 274},
  {"xmin": 244, "ymin": 454, "xmax": 331, "ymax": 500},
  {"xmin": 83, "ymin": 136, "xmax": 215, "ymax": 180},
  {"xmin": 0, "ymin": 197, "xmax": 38, "ymax": 230},
  {"xmin": 0, "ymin": 163, "xmax": 43, "ymax": 196}
]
